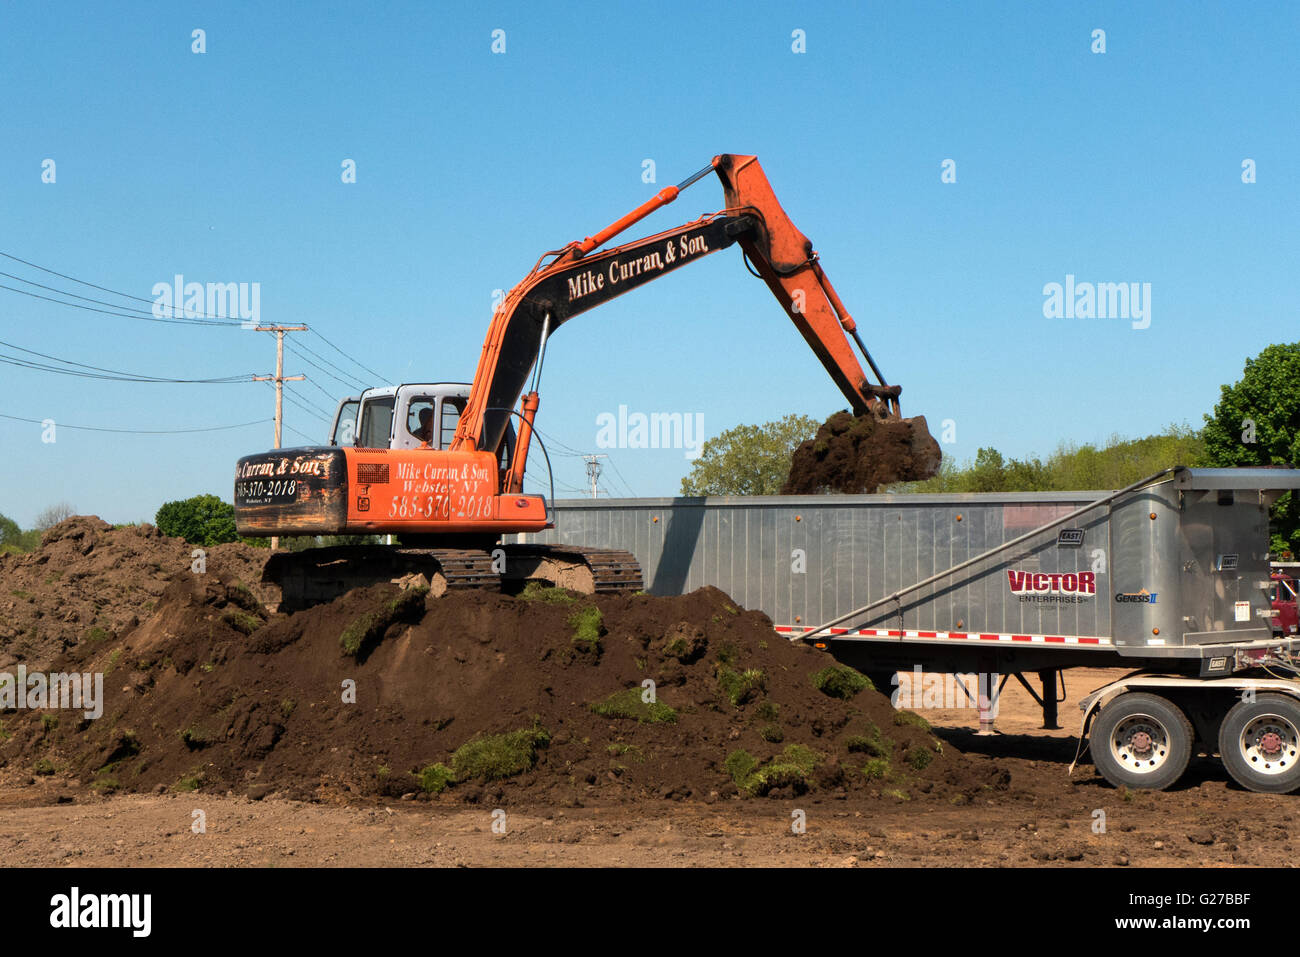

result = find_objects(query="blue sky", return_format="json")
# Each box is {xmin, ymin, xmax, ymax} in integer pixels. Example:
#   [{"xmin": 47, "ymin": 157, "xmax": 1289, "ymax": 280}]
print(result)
[{"xmin": 0, "ymin": 1, "xmax": 1295, "ymax": 526}]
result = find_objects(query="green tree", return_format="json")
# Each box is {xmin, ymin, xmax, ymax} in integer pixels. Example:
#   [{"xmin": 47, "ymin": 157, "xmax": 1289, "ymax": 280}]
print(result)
[
  {"xmin": 967, "ymin": 447, "xmax": 1009, "ymax": 492},
  {"xmin": 1201, "ymin": 343, "xmax": 1300, "ymax": 557},
  {"xmin": 0, "ymin": 512, "xmax": 41, "ymax": 554},
  {"xmin": 899, "ymin": 426, "xmax": 1205, "ymax": 495},
  {"xmin": 0, "ymin": 512, "xmax": 23, "ymax": 553},
  {"xmin": 680, "ymin": 414, "xmax": 820, "ymax": 495},
  {"xmin": 155, "ymin": 494, "xmax": 241, "ymax": 546}
]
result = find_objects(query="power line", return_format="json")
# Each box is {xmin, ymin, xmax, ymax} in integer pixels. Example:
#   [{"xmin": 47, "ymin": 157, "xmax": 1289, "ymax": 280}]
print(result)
[
  {"xmin": 0, "ymin": 336, "xmax": 251, "ymax": 383},
  {"xmin": 282, "ymin": 422, "xmax": 318, "ymax": 444},
  {"xmin": 300, "ymin": 374, "xmax": 345, "ymax": 406},
  {"xmin": 286, "ymin": 341, "xmax": 366, "ymax": 393},
  {"xmin": 0, "ymin": 254, "xmax": 395, "ymax": 403},
  {"xmin": 0, "ymin": 281, "xmax": 244, "ymax": 326},
  {"xmin": 309, "ymin": 327, "xmax": 385, "ymax": 383},
  {"xmin": 0, "ymin": 412, "xmax": 268, "ymax": 434},
  {"xmin": 261, "ymin": 379, "xmax": 330, "ymax": 425},
  {"xmin": 533, "ymin": 426, "xmax": 593, "ymax": 457},
  {"xmin": 283, "ymin": 383, "xmax": 335, "ymax": 419},
  {"xmin": 0, "ymin": 354, "xmax": 248, "ymax": 383},
  {"xmin": 605, "ymin": 454, "xmax": 638, "ymax": 497},
  {"xmin": 0, "ymin": 250, "xmax": 248, "ymax": 323},
  {"xmin": 0, "ymin": 269, "xmax": 241, "ymax": 326}
]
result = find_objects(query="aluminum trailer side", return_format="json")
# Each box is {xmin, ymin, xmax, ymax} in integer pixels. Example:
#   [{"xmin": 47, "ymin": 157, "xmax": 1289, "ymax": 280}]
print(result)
[{"xmin": 521, "ymin": 467, "xmax": 1300, "ymax": 793}]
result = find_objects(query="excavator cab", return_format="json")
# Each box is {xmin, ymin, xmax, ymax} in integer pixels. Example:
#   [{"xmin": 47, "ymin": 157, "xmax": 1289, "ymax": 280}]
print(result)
[{"xmin": 329, "ymin": 384, "xmax": 515, "ymax": 465}]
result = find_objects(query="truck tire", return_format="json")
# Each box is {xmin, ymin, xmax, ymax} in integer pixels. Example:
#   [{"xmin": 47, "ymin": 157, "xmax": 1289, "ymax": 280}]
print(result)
[
  {"xmin": 1090, "ymin": 692, "xmax": 1193, "ymax": 791},
  {"xmin": 1218, "ymin": 693, "xmax": 1300, "ymax": 794}
]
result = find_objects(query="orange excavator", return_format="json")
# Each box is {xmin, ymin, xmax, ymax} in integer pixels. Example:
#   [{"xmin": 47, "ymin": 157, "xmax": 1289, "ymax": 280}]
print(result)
[{"xmin": 234, "ymin": 154, "xmax": 904, "ymax": 608}]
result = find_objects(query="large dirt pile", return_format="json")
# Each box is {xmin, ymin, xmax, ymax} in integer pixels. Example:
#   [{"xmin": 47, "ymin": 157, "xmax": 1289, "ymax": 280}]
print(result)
[
  {"xmin": 0, "ymin": 517, "xmax": 271, "ymax": 672},
  {"xmin": 783, "ymin": 408, "xmax": 942, "ymax": 494},
  {"xmin": 2, "ymin": 572, "xmax": 1002, "ymax": 806}
]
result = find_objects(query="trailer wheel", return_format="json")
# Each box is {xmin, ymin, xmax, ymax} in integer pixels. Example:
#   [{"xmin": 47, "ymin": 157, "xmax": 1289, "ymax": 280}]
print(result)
[
  {"xmin": 1218, "ymin": 694, "xmax": 1300, "ymax": 794},
  {"xmin": 1090, "ymin": 693, "xmax": 1193, "ymax": 791}
]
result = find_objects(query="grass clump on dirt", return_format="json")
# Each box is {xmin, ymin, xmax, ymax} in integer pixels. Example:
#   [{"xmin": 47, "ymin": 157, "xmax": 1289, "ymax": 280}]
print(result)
[
  {"xmin": 415, "ymin": 763, "xmax": 456, "ymax": 794},
  {"xmin": 519, "ymin": 581, "xmax": 578, "ymax": 604},
  {"xmin": 844, "ymin": 720, "xmax": 891, "ymax": 758},
  {"xmin": 569, "ymin": 606, "xmax": 605, "ymax": 653},
  {"xmin": 221, "ymin": 608, "xmax": 263, "ymax": 635},
  {"xmin": 894, "ymin": 710, "xmax": 932, "ymax": 731},
  {"xmin": 227, "ymin": 582, "xmax": 261, "ymax": 611},
  {"xmin": 812, "ymin": 664, "xmax": 873, "ymax": 699},
  {"xmin": 589, "ymin": 687, "xmax": 678, "ymax": 724},
  {"xmin": 33, "ymin": 757, "xmax": 55, "ymax": 776},
  {"xmin": 759, "ymin": 724, "xmax": 784, "ymax": 743},
  {"xmin": 718, "ymin": 667, "xmax": 766, "ymax": 707},
  {"xmin": 173, "ymin": 772, "xmax": 204, "ymax": 792},
  {"xmin": 725, "ymin": 744, "xmax": 823, "ymax": 797},
  {"xmin": 906, "ymin": 747, "xmax": 934, "ymax": 771},
  {"xmin": 451, "ymin": 720, "xmax": 551, "ymax": 782},
  {"xmin": 339, "ymin": 586, "xmax": 428, "ymax": 657},
  {"xmin": 862, "ymin": 757, "xmax": 890, "ymax": 780},
  {"xmin": 660, "ymin": 624, "xmax": 707, "ymax": 663},
  {"xmin": 724, "ymin": 749, "xmax": 757, "ymax": 785},
  {"xmin": 179, "ymin": 724, "xmax": 215, "ymax": 749}
]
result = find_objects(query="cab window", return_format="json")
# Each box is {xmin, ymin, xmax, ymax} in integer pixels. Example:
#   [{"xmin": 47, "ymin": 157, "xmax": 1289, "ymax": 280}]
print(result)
[
  {"xmin": 330, "ymin": 399, "xmax": 360, "ymax": 446},
  {"xmin": 357, "ymin": 397, "xmax": 395, "ymax": 448},
  {"xmin": 406, "ymin": 398, "xmax": 436, "ymax": 445},
  {"xmin": 440, "ymin": 397, "xmax": 466, "ymax": 449}
]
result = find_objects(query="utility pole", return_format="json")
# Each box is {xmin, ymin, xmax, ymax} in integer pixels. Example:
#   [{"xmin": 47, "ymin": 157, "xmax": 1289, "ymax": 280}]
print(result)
[
  {"xmin": 582, "ymin": 454, "xmax": 606, "ymax": 498},
  {"xmin": 252, "ymin": 325, "xmax": 307, "ymax": 549}
]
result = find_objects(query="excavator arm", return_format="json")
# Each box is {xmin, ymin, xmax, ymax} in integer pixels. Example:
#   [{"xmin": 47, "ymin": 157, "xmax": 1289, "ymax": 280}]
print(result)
[
  {"xmin": 452, "ymin": 154, "xmax": 900, "ymax": 493},
  {"xmin": 712, "ymin": 154, "xmax": 900, "ymax": 415}
]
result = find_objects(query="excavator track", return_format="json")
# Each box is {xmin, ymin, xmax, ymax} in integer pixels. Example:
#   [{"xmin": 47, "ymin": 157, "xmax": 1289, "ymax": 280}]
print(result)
[
  {"xmin": 499, "ymin": 544, "xmax": 644, "ymax": 594},
  {"xmin": 261, "ymin": 542, "xmax": 642, "ymax": 613}
]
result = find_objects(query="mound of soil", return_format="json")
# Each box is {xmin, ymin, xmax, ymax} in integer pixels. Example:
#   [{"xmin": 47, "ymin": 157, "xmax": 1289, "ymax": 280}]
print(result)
[
  {"xmin": 783, "ymin": 409, "xmax": 942, "ymax": 494},
  {"xmin": 2, "ymin": 573, "xmax": 1002, "ymax": 806},
  {"xmin": 0, "ymin": 517, "xmax": 272, "ymax": 672}
]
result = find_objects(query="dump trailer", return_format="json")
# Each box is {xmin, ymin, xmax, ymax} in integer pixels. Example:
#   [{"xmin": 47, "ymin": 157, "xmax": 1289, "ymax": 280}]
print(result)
[{"xmin": 518, "ymin": 467, "xmax": 1300, "ymax": 793}]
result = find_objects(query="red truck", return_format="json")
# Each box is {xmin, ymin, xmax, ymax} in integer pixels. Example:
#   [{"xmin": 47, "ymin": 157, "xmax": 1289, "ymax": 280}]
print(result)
[{"xmin": 1273, "ymin": 571, "xmax": 1299, "ymax": 637}]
